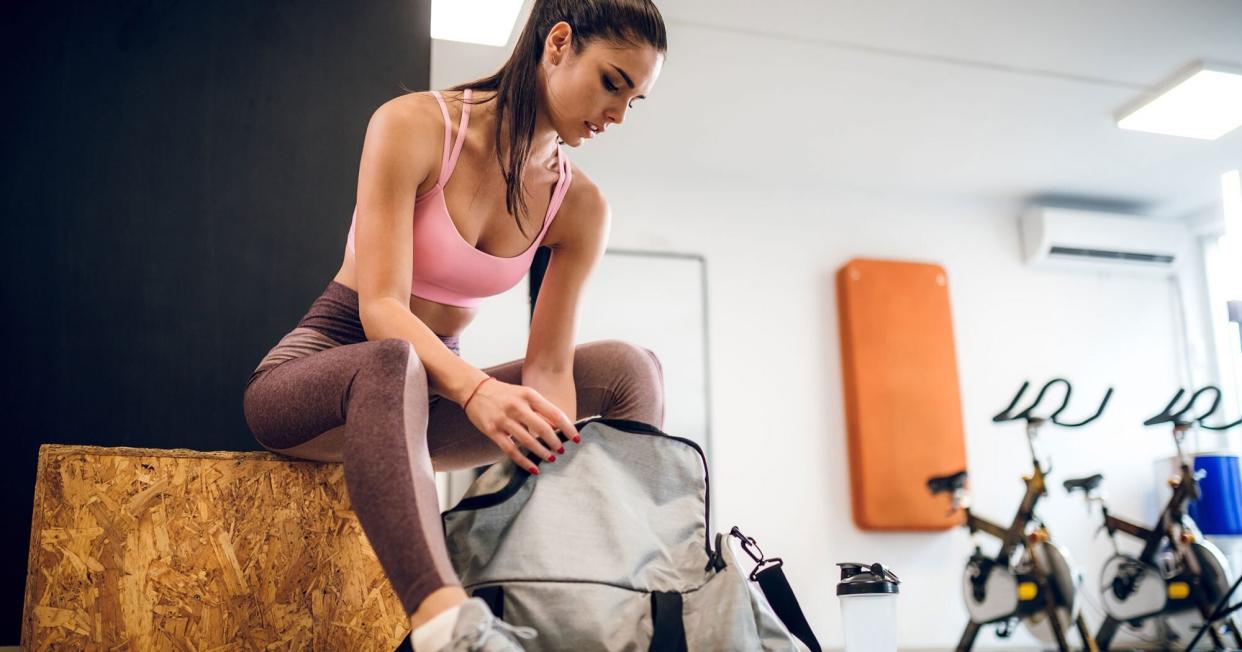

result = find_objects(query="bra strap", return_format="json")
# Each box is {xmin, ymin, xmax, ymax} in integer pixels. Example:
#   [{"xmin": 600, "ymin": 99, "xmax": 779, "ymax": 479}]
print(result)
[
  {"xmin": 542, "ymin": 145, "xmax": 573, "ymax": 226},
  {"xmin": 429, "ymin": 89, "xmax": 472, "ymax": 188},
  {"xmin": 444, "ymin": 88, "xmax": 471, "ymax": 182},
  {"xmin": 429, "ymin": 90, "xmax": 452, "ymax": 186}
]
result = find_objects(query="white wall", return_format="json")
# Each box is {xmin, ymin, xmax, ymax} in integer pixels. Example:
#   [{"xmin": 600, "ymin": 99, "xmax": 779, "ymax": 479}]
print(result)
[
  {"xmin": 430, "ymin": 29, "xmax": 1207, "ymax": 650},
  {"xmin": 441, "ymin": 171, "xmax": 1199, "ymax": 648},
  {"xmin": 594, "ymin": 182, "xmax": 1191, "ymax": 649}
]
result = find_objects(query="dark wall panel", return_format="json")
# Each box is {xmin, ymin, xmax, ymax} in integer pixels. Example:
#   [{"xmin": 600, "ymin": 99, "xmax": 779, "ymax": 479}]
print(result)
[{"xmin": 1, "ymin": 0, "xmax": 431, "ymax": 641}]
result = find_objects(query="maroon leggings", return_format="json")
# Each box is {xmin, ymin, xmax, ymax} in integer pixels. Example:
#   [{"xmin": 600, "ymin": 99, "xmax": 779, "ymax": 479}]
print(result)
[{"xmin": 241, "ymin": 281, "xmax": 666, "ymax": 616}]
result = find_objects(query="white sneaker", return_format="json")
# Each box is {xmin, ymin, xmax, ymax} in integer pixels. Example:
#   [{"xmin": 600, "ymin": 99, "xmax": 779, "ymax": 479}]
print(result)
[{"xmin": 438, "ymin": 596, "xmax": 537, "ymax": 651}]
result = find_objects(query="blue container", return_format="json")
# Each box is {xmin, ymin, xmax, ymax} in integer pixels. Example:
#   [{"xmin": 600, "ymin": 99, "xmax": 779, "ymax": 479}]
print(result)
[{"xmin": 1189, "ymin": 453, "xmax": 1242, "ymax": 536}]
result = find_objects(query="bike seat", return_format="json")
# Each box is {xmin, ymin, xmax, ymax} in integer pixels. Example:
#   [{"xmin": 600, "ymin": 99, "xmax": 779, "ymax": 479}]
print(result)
[
  {"xmin": 927, "ymin": 470, "xmax": 968, "ymax": 495},
  {"xmin": 1063, "ymin": 473, "xmax": 1104, "ymax": 494}
]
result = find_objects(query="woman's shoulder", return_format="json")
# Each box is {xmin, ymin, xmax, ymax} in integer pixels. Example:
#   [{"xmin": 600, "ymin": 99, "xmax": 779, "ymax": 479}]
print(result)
[
  {"xmin": 364, "ymin": 91, "xmax": 459, "ymax": 154},
  {"xmin": 357, "ymin": 92, "xmax": 455, "ymax": 191},
  {"xmin": 390, "ymin": 87, "xmax": 490, "ymax": 116},
  {"xmin": 372, "ymin": 90, "xmax": 448, "ymax": 130},
  {"xmin": 562, "ymin": 162, "xmax": 604, "ymax": 215},
  {"xmin": 545, "ymin": 162, "xmax": 609, "ymax": 250},
  {"xmin": 563, "ymin": 160, "xmax": 601, "ymax": 203}
]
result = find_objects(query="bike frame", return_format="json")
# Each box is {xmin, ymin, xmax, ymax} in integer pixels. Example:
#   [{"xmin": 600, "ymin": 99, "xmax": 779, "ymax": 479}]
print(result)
[
  {"xmin": 954, "ymin": 438, "xmax": 1097, "ymax": 652},
  {"xmin": 1093, "ymin": 427, "xmax": 1242, "ymax": 650},
  {"xmin": 937, "ymin": 379, "xmax": 1111, "ymax": 652}
]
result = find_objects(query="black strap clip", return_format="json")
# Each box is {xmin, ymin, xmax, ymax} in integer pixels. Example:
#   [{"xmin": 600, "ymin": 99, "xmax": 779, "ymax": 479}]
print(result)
[{"xmin": 729, "ymin": 525, "xmax": 784, "ymax": 582}]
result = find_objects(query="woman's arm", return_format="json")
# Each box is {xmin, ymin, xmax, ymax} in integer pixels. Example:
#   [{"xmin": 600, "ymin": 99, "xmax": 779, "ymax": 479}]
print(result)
[
  {"xmin": 523, "ymin": 176, "xmax": 611, "ymax": 420},
  {"xmin": 354, "ymin": 96, "xmax": 489, "ymax": 404}
]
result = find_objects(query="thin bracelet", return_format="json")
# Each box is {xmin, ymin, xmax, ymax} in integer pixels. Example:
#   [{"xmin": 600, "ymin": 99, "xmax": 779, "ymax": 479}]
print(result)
[{"xmin": 462, "ymin": 376, "xmax": 493, "ymax": 412}]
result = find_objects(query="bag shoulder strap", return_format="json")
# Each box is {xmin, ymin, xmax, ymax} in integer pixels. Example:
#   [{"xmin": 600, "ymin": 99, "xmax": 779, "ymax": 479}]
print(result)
[{"xmin": 754, "ymin": 564, "xmax": 822, "ymax": 652}]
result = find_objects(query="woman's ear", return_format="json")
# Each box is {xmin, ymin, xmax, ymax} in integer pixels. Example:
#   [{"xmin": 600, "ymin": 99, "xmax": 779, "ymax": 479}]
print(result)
[{"xmin": 544, "ymin": 21, "xmax": 573, "ymax": 65}]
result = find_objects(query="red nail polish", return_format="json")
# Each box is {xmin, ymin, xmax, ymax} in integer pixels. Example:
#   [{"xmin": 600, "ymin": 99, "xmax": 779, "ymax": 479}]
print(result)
[
  {"xmin": 573, "ymin": 436, "xmax": 581, "ymax": 443},
  {"xmin": 530, "ymin": 466, "xmax": 540, "ymax": 475},
  {"xmin": 557, "ymin": 447, "xmax": 565, "ymax": 454},
  {"xmin": 548, "ymin": 454, "xmax": 556, "ymax": 462}
]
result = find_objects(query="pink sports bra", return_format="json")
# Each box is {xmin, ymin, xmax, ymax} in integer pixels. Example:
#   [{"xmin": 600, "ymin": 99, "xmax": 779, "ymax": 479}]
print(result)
[{"xmin": 345, "ymin": 88, "xmax": 573, "ymax": 308}]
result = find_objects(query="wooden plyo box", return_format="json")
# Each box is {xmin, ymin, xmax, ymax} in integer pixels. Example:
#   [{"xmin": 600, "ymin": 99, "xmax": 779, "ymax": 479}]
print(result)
[{"xmin": 22, "ymin": 444, "xmax": 410, "ymax": 651}]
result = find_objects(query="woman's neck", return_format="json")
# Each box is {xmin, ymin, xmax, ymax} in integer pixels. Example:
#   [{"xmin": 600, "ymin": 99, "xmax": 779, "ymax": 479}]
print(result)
[{"xmin": 468, "ymin": 88, "xmax": 560, "ymax": 169}]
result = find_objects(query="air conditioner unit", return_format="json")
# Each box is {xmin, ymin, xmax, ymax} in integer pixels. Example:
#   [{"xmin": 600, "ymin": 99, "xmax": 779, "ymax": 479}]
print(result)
[{"xmin": 1020, "ymin": 206, "xmax": 1190, "ymax": 276}]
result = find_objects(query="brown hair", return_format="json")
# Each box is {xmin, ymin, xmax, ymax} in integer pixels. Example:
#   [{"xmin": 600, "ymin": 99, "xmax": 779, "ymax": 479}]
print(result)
[{"xmin": 447, "ymin": 0, "xmax": 667, "ymax": 235}]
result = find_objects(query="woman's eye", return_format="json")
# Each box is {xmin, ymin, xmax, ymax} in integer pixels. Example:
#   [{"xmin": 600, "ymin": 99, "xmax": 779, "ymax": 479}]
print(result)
[{"xmin": 602, "ymin": 74, "xmax": 638, "ymax": 109}]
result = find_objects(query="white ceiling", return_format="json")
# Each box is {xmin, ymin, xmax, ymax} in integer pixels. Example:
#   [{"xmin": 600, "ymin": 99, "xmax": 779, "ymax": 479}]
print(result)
[{"xmin": 432, "ymin": 0, "xmax": 1242, "ymax": 219}]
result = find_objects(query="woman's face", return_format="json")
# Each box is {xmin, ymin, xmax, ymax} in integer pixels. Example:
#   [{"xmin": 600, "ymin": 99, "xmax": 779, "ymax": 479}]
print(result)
[{"xmin": 540, "ymin": 22, "xmax": 664, "ymax": 147}]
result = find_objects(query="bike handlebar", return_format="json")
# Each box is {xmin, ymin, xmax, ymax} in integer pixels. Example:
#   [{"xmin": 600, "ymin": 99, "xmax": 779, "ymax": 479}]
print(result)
[
  {"xmin": 1200, "ymin": 416, "xmax": 1242, "ymax": 430},
  {"xmin": 992, "ymin": 378, "xmax": 1112, "ymax": 428},
  {"xmin": 1143, "ymin": 386, "xmax": 1222, "ymax": 427}
]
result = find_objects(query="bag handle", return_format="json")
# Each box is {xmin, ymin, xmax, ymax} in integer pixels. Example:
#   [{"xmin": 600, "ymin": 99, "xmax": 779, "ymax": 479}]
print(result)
[
  {"xmin": 471, "ymin": 585, "xmax": 504, "ymax": 618},
  {"xmin": 471, "ymin": 586, "xmax": 692, "ymax": 651},
  {"xmin": 649, "ymin": 591, "xmax": 688, "ymax": 652}
]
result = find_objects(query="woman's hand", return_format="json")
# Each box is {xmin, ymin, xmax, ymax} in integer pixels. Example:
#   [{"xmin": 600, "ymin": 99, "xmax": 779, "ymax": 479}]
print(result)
[{"xmin": 462, "ymin": 376, "xmax": 581, "ymax": 473}]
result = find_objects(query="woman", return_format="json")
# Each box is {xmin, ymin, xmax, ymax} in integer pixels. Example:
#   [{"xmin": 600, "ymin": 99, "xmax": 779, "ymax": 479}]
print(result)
[{"xmin": 242, "ymin": 1, "xmax": 667, "ymax": 650}]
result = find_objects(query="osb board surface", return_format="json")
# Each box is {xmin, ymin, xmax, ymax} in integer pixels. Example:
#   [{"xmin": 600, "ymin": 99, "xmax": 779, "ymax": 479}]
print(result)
[{"xmin": 23, "ymin": 444, "xmax": 410, "ymax": 651}]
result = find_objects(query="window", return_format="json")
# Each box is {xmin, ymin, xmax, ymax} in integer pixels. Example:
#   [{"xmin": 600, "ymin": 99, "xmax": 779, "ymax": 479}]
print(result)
[{"xmin": 1202, "ymin": 170, "xmax": 1242, "ymax": 415}]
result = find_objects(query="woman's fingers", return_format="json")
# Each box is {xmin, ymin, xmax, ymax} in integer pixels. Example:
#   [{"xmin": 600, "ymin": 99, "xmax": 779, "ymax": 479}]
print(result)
[
  {"xmin": 500, "ymin": 417, "xmax": 555, "ymax": 462},
  {"xmin": 518, "ymin": 407, "xmax": 565, "ymax": 454},
  {"xmin": 525, "ymin": 391, "xmax": 582, "ymax": 444},
  {"xmin": 491, "ymin": 430, "xmax": 537, "ymax": 473},
  {"xmin": 475, "ymin": 383, "xmax": 586, "ymax": 474}
]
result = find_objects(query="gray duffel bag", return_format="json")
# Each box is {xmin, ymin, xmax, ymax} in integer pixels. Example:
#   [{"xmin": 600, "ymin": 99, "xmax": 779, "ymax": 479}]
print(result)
[{"xmin": 441, "ymin": 417, "xmax": 822, "ymax": 651}]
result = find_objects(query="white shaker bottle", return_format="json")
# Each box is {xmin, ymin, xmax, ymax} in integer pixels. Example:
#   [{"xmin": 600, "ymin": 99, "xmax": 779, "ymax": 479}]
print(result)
[{"xmin": 836, "ymin": 562, "xmax": 900, "ymax": 652}]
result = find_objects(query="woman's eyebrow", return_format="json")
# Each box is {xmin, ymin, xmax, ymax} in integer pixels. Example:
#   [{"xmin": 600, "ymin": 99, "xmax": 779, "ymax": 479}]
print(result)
[{"xmin": 608, "ymin": 63, "xmax": 645, "ymax": 99}]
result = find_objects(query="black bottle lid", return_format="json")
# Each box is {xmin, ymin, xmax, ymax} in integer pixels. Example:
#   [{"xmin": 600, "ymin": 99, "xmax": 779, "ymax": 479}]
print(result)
[{"xmin": 836, "ymin": 562, "xmax": 901, "ymax": 596}]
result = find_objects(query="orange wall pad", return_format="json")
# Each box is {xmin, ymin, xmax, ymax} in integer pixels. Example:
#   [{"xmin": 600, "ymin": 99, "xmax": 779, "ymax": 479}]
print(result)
[{"xmin": 836, "ymin": 258, "xmax": 967, "ymax": 530}]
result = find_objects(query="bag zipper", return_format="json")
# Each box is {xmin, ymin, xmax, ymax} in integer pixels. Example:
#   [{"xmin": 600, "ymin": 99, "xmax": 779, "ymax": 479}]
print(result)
[{"xmin": 441, "ymin": 416, "xmax": 716, "ymax": 564}]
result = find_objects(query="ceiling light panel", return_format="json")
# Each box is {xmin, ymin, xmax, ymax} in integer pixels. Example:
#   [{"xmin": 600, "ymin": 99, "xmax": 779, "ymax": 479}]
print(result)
[
  {"xmin": 431, "ymin": 0, "xmax": 524, "ymax": 47},
  {"xmin": 1117, "ymin": 62, "xmax": 1242, "ymax": 140}
]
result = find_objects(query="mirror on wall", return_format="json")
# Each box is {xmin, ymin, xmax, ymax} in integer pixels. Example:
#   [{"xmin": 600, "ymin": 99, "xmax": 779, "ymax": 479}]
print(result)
[{"xmin": 439, "ymin": 247, "xmax": 714, "ymax": 514}]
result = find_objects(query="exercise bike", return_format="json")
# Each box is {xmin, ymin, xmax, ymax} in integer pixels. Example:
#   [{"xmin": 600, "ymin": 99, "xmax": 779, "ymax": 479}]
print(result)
[
  {"xmin": 928, "ymin": 378, "xmax": 1111, "ymax": 652},
  {"xmin": 1064, "ymin": 385, "xmax": 1242, "ymax": 650}
]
